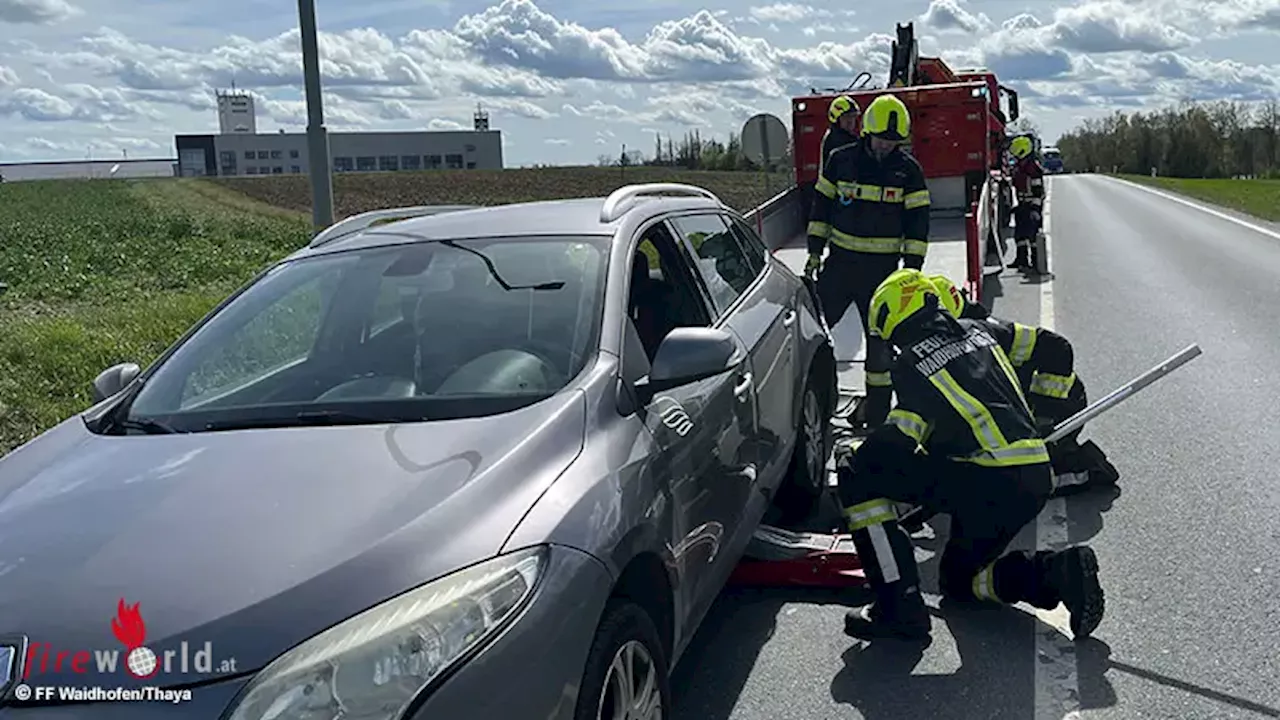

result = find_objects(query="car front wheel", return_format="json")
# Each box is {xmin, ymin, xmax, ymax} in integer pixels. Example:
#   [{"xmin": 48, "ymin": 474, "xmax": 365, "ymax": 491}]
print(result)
[{"xmin": 575, "ymin": 600, "xmax": 671, "ymax": 720}]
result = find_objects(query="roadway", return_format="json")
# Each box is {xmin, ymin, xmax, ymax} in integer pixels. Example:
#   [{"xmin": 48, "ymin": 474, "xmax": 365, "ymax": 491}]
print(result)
[{"xmin": 671, "ymin": 174, "xmax": 1280, "ymax": 719}]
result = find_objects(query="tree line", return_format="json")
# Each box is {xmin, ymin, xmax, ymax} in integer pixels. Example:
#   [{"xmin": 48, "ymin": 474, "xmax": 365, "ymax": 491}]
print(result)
[
  {"xmin": 596, "ymin": 129, "xmax": 791, "ymax": 172},
  {"xmin": 1056, "ymin": 99, "xmax": 1280, "ymax": 179}
]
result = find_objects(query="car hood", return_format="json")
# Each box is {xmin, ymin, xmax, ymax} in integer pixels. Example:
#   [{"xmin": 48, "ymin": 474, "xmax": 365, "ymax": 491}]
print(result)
[{"xmin": 0, "ymin": 391, "xmax": 585, "ymax": 689}]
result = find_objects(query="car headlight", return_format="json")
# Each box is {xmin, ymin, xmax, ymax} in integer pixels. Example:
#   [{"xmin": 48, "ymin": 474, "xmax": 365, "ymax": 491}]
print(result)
[{"xmin": 223, "ymin": 546, "xmax": 546, "ymax": 720}]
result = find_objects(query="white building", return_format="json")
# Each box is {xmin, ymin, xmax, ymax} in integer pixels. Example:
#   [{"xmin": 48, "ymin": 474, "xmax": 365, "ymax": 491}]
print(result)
[
  {"xmin": 175, "ymin": 91, "xmax": 503, "ymax": 178},
  {"xmin": 217, "ymin": 89, "xmax": 256, "ymax": 134},
  {"xmin": 0, "ymin": 158, "xmax": 176, "ymax": 182}
]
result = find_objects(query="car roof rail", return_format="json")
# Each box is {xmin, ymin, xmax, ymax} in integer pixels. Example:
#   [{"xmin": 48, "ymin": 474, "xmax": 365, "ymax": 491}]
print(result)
[
  {"xmin": 599, "ymin": 183, "xmax": 723, "ymax": 224},
  {"xmin": 308, "ymin": 205, "xmax": 481, "ymax": 248}
]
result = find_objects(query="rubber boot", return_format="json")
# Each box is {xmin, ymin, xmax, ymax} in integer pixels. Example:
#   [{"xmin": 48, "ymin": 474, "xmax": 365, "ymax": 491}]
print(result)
[
  {"xmin": 1047, "ymin": 546, "xmax": 1105, "ymax": 638},
  {"xmin": 844, "ymin": 589, "xmax": 931, "ymax": 641}
]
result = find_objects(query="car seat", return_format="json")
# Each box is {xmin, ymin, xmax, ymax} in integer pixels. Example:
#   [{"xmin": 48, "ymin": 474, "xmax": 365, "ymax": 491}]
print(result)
[{"xmin": 629, "ymin": 251, "xmax": 662, "ymax": 359}]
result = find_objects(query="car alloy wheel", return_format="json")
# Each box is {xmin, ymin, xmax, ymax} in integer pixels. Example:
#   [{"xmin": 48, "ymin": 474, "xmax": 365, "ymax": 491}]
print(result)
[
  {"xmin": 597, "ymin": 639, "xmax": 663, "ymax": 720},
  {"xmin": 801, "ymin": 386, "xmax": 825, "ymax": 490}
]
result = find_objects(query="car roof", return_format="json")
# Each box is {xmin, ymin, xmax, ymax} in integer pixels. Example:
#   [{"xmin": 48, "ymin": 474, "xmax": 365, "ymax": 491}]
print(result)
[{"xmin": 291, "ymin": 193, "xmax": 730, "ymax": 259}]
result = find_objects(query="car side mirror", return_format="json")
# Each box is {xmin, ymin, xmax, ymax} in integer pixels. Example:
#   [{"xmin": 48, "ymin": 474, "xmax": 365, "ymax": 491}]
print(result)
[
  {"xmin": 634, "ymin": 327, "xmax": 742, "ymax": 405},
  {"xmin": 92, "ymin": 362, "xmax": 141, "ymax": 403}
]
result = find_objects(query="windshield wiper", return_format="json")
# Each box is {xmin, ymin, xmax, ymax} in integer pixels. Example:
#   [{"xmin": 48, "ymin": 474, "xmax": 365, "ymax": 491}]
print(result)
[
  {"xmin": 116, "ymin": 417, "xmax": 179, "ymax": 435},
  {"xmin": 204, "ymin": 409, "xmax": 423, "ymax": 432},
  {"xmin": 440, "ymin": 240, "xmax": 565, "ymax": 291}
]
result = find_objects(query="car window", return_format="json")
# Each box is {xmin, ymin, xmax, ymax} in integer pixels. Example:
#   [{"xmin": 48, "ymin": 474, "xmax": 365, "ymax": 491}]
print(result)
[
  {"xmin": 727, "ymin": 216, "xmax": 768, "ymax": 276},
  {"xmin": 179, "ymin": 266, "xmax": 339, "ymax": 407},
  {"xmin": 126, "ymin": 236, "xmax": 610, "ymax": 431},
  {"xmin": 669, "ymin": 213, "xmax": 758, "ymax": 317},
  {"xmin": 628, "ymin": 224, "xmax": 712, "ymax": 360}
]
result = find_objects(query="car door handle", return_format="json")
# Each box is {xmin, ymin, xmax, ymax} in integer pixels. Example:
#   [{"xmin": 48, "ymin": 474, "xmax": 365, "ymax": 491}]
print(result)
[
  {"xmin": 734, "ymin": 373, "xmax": 753, "ymax": 400},
  {"xmin": 782, "ymin": 309, "xmax": 797, "ymax": 327}
]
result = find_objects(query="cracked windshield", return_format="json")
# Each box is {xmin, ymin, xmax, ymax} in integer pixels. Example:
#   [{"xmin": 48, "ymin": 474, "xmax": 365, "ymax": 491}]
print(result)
[{"xmin": 1, "ymin": 0, "xmax": 1277, "ymax": 717}]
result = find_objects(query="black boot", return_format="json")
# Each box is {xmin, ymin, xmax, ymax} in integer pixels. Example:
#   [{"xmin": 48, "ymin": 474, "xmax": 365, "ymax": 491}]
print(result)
[
  {"xmin": 1011, "ymin": 244, "xmax": 1030, "ymax": 269},
  {"xmin": 844, "ymin": 590, "xmax": 931, "ymax": 641},
  {"xmin": 1047, "ymin": 546, "xmax": 1105, "ymax": 638}
]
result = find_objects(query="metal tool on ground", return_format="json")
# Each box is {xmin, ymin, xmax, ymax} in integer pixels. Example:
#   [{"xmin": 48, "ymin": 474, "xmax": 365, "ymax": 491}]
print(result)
[{"xmin": 729, "ymin": 343, "xmax": 1203, "ymax": 589}]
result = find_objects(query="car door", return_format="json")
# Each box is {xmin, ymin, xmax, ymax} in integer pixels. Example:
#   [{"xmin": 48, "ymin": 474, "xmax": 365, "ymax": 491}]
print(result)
[
  {"xmin": 670, "ymin": 212, "xmax": 795, "ymax": 498},
  {"xmin": 624, "ymin": 227, "xmax": 754, "ymax": 634}
]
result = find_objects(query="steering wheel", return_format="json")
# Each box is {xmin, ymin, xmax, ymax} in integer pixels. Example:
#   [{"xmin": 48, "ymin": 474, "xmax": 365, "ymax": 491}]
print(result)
[{"xmin": 314, "ymin": 375, "xmax": 418, "ymax": 402}]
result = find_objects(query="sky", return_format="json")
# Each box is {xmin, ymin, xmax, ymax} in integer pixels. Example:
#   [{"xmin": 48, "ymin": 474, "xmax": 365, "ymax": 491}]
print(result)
[{"xmin": 1, "ymin": 0, "xmax": 1278, "ymax": 167}]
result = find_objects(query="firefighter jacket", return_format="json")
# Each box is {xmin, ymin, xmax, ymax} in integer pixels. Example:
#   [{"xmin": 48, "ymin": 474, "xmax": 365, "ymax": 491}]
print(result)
[
  {"xmin": 1013, "ymin": 156, "xmax": 1044, "ymax": 206},
  {"xmin": 806, "ymin": 141, "xmax": 931, "ymax": 268},
  {"xmin": 818, "ymin": 124, "xmax": 858, "ymax": 178},
  {"xmin": 853, "ymin": 309, "xmax": 1051, "ymax": 477},
  {"xmin": 958, "ymin": 304, "xmax": 1082, "ymax": 424}
]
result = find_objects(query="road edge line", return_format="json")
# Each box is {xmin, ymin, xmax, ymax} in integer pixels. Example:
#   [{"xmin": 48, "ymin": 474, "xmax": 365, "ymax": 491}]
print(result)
[{"xmin": 1032, "ymin": 177, "xmax": 1084, "ymax": 720}]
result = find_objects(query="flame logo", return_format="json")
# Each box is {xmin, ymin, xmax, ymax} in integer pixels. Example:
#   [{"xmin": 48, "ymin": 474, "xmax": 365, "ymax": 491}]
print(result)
[
  {"xmin": 111, "ymin": 598, "xmax": 147, "ymax": 650},
  {"xmin": 111, "ymin": 598, "xmax": 159, "ymax": 678}
]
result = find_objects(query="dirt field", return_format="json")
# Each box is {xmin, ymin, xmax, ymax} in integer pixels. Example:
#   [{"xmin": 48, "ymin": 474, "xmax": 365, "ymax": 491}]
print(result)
[{"xmin": 212, "ymin": 166, "xmax": 794, "ymax": 220}]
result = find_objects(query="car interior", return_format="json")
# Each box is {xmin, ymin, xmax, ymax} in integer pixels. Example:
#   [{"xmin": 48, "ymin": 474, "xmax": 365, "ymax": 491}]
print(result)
[
  {"xmin": 169, "ymin": 240, "xmax": 605, "ymax": 413},
  {"xmin": 627, "ymin": 223, "xmax": 713, "ymax": 362}
]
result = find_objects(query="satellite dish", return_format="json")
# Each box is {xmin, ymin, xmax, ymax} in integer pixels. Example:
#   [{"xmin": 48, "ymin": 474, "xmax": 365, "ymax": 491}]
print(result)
[
  {"xmin": 740, "ymin": 113, "xmax": 789, "ymax": 166},
  {"xmin": 109, "ymin": 164, "xmax": 121, "ymax": 176}
]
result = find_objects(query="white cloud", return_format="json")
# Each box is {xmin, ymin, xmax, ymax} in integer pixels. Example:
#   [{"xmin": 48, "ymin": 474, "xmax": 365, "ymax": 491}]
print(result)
[
  {"xmin": 1, "ymin": 0, "xmax": 1278, "ymax": 164},
  {"xmin": 0, "ymin": 0, "xmax": 79, "ymax": 24}
]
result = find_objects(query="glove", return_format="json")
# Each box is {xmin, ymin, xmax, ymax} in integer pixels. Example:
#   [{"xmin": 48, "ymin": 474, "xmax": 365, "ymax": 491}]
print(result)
[
  {"xmin": 804, "ymin": 252, "xmax": 822, "ymax": 280},
  {"xmin": 901, "ymin": 255, "xmax": 924, "ymax": 270}
]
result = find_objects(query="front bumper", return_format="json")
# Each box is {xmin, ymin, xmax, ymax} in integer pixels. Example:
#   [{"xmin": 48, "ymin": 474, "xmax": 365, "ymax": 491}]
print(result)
[{"xmin": 0, "ymin": 546, "xmax": 613, "ymax": 719}]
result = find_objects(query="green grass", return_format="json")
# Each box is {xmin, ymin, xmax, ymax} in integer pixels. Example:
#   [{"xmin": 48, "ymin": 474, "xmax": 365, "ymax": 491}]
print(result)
[
  {"xmin": 1118, "ymin": 175, "xmax": 1280, "ymax": 222},
  {"xmin": 0, "ymin": 178, "xmax": 311, "ymax": 454}
]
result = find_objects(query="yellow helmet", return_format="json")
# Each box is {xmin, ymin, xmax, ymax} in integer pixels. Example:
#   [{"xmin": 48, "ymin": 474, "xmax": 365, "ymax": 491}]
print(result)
[
  {"xmin": 861, "ymin": 94, "xmax": 910, "ymax": 141},
  {"xmin": 1010, "ymin": 136, "xmax": 1033, "ymax": 159},
  {"xmin": 869, "ymin": 268, "xmax": 938, "ymax": 341},
  {"xmin": 828, "ymin": 95, "xmax": 859, "ymax": 124},
  {"xmin": 929, "ymin": 273, "xmax": 966, "ymax": 318}
]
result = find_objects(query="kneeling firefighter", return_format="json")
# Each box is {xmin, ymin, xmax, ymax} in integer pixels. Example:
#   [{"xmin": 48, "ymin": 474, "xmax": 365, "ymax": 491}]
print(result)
[
  {"xmin": 1009, "ymin": 135, "xmax": 1045, "ymax": 271},
  {"xmin": 929, "ymin": 273, "xmax": 1120, "ymax": 493},
  {"xmin": 838, "ymin": 268, "xmax": 1105, "ymax": 641},
  {"xmin": 806, "ymin": 94, "xmax": 931, "ymax": 427}
]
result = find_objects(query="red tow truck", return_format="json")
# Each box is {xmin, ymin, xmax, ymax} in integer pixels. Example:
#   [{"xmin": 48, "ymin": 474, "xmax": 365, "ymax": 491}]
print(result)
[{"xmin": 787, "ymin": 21, "xmax": 1021, "ymax": 302}]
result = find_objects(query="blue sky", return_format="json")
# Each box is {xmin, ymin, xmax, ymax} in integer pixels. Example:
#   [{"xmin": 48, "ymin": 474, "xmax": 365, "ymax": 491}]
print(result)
[{"xmin": 1, "ymin": 0, "xmax": 1278, "ymax": 166}]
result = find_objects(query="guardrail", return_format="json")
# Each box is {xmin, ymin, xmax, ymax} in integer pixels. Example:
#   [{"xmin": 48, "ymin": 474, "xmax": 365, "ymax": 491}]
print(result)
[{"xmin": 743, "ymin": 185, "xmax": 805, "ymax": 252}]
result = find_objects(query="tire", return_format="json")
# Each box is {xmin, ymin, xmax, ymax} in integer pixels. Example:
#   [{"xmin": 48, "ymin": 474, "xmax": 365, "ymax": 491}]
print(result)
[
  {"xmin": 574, "ymin": 600, "xmax": 671, "ymax": 720},
  {"xmin": 773, "ymin": 366, "xmax": 833, "ymax": 524}
]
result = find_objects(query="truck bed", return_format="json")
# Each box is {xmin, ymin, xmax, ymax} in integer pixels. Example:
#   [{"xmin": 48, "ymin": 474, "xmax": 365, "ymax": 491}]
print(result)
[{"xmin": 772, "ymin": 214, "xmax": 970, "ymax": 394}]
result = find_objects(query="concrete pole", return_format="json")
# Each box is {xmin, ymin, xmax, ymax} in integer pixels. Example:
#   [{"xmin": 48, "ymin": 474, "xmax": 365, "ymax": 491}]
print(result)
[{"xmin": 298, "ymin": 0, "xmax": 335, "ymax": 229}]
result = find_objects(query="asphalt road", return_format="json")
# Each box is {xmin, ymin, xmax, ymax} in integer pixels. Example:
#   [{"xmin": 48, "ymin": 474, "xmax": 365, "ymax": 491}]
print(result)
[{"xmin": 670, "ymin": 174, "xmax": 1280, "ymax": 719}]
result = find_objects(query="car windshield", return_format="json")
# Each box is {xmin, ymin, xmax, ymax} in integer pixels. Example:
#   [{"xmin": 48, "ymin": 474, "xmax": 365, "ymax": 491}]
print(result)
[
  {"xmin": 123, "ymin": 235, "xmax": 609, "ymax": 431},
  {"xmin": 1045, "ymin": 151, "xmax": 1061, "ymax": 160}
]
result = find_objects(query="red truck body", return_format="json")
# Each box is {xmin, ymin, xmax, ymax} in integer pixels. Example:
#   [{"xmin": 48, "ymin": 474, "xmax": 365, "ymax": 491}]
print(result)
[{"xmin": 789, "ymin": 22, "xmax": 1019, "ymax": 299}]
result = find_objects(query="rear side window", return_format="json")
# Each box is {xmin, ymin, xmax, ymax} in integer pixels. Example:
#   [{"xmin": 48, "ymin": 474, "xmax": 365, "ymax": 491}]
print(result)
[
  {"xmin": 669, "ymin": 213, "xmax": 759, "ymax": 317},
  {"xmin": 727, "ymin": 216, "xmax": 768, "ymax": 276}
]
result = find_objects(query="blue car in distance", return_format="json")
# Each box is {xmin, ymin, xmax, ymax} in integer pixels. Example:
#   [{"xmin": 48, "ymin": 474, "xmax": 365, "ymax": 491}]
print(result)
[{"xmin": 1043, "ymin": 146, "xmax": 1065, "ymax": 174}]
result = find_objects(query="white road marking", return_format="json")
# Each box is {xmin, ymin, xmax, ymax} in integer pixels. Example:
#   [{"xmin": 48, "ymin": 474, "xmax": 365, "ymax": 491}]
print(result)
[
  {"xmin": 1032, "ymin": 178, "xmax": 1084, "ymax": 720},
  {"xmin": 1105, "ymin": 174, "xmax": 1280, "ymax": 241}
]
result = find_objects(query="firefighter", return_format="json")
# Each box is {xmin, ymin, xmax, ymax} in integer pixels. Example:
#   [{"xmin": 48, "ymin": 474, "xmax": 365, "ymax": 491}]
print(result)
[
  {"xmin": 1009, "ymin": 135, "xmax": 1045, "ymax": 272},
  {"xmin": 927, "ymin": 273, "xmax": 1120, "ymax": 492},
  {"xmin": 819, "ymin": 95, "xmax": 860, "ymax": 177},
  {"xmin": 805, "ymin": 93, "xmax": 931, "ymax": 427},
  {"xmin": 837, "ymin": 268, "xmax": 1105, "ymax": 642}
]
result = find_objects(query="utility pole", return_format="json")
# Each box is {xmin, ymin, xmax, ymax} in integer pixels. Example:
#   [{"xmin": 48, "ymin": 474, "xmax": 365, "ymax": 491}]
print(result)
[{"xmin": 298, "ymin": 0, "xmax": 334, "ymax": 229}]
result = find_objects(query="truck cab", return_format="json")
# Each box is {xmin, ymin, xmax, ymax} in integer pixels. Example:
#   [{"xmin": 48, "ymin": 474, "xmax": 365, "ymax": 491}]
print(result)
[{"xmin": 1043, "ymin": 146, "xmax": 1064, "ymax": 174}]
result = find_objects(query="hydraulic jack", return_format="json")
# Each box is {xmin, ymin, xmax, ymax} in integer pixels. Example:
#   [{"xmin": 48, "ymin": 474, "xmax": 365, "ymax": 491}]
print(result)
[{"xmin": 728, "ymin": 344, "xmax": 1202, "ymax": 589}]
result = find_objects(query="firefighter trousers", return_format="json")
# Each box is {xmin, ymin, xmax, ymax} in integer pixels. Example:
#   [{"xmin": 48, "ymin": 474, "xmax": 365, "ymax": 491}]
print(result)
[
  {"xmin": 815, "ymin": 248, "xmax": 900, "ymax": 426},
  {"xmin": 837, "ymin": 451, "xmax": 1064, "ymax": 609}
]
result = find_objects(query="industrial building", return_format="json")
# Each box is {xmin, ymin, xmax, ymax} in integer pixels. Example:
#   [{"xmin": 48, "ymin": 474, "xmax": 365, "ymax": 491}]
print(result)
[
  {"xmin": 175, "ymin": 89, "xmax": 503, "ymax": 178},
  {"xmin": 0, "ymin": 158, "xmax": 177, "ymax": 182}
]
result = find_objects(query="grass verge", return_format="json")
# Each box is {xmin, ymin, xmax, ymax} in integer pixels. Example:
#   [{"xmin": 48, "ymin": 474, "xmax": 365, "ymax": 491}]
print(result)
[
  {"xmin": 0, "ymin": 178, "xmax": 310, "ymax": 455},
  {"xmin": 1118, "ymin": 175, "xmax": 1280, "ymax": 222}
]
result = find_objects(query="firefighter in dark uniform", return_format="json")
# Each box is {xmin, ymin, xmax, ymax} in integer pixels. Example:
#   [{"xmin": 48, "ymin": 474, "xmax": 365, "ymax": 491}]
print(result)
[
  {"xmin": 928, "ymin": 273, "xmax": 1121, "ymax": 492},
  {"xmin": 1009, "ymin": 135, "xmax": 1045, "ymax": 272},
  {"xmin": 837, "ymin": 268, "xmax": 1105, "ymax": 641},
  {"xmin": 806, "ymin": 94, "xmax": 931, "ymax": 427},
  {"xmin": 819, "ymin": 95, "xmax": 860, "ymax": 177}
]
